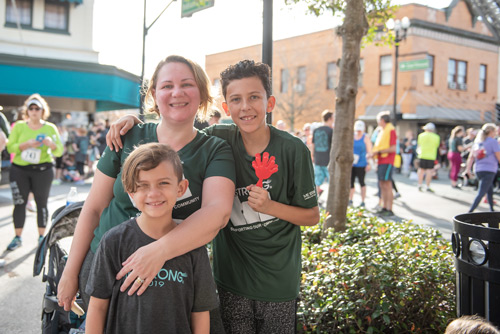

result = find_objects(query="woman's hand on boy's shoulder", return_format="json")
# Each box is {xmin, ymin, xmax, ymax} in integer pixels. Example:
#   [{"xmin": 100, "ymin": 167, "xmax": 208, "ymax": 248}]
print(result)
[{"xmin": 106, "ymin": 115, "xmax": 140, "ymax": 152}]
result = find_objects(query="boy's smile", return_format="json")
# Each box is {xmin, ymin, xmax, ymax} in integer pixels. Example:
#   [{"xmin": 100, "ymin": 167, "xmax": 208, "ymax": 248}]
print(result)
[
  {"xmin": 129, "ymin": 161, "xmax": 187, "ymax": 222},
  {"xmin": 222, "ymin": 76, "xmax": 275, "ymax": 136}
]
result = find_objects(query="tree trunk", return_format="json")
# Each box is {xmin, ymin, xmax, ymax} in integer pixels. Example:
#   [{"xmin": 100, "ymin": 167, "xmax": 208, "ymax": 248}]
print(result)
[{"xmin": 323, "ymin": 0, "xmax": 368, "ymax": 233}]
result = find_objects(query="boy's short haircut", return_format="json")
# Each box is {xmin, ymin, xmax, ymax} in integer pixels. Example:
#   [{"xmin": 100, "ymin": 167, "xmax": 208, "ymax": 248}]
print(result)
[
  {"xmin": 445, "ymin": 315, "xmax": 500, "ymax": 334},
  {"xmin": 121, "ymin": 143, "xmax": 183, "ymax": 193},
  {"xmin": 211, "ymin": 110, "xmax": 221, "ymax": 119},
  {"xmin": 322, "ymin": 109, "xmax": 334, "ymax": 123},
  {"xmin": 220, "ymin": 60, "xmax": 272, "ymax": 99},
  {"xmin": 377, "ymin": 111, "xmax": 391, "ymax": 124}
]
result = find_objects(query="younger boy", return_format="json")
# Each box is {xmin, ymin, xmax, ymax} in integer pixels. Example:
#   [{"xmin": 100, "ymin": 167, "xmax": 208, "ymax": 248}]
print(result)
[
  {"xmin": 205, "ymin": 60, "xmax": 320, "ymax": 333},
  {"xmin": 85, "ymin": 143, "xmax": 217, "ymax": 334}
]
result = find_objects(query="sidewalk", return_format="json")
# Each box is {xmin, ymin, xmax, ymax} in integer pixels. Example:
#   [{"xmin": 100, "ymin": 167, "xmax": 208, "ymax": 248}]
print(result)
[
  {"xmin": 0, "ymin": 179, "xmax": 91, "ymax": 334},
  {"xmin": 320, "ymin": 167, "xmax": 492, "ymax": 241}
]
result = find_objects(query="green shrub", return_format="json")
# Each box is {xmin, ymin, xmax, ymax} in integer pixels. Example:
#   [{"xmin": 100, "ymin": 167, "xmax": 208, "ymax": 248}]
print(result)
[{"xmin": 298, "ymin": 208, "xmax": 456, "ymax": 333}]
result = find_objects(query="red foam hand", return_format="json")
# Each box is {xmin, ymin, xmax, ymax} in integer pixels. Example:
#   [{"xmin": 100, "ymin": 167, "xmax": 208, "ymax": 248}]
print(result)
[{"xmin": 252, "ymin": 152, "xmax": 279, "ymax": 187}]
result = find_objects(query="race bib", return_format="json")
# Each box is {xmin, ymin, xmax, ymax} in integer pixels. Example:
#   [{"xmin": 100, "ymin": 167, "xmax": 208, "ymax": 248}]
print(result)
[
  {"xmin": 21, "ymin": 148, "xmax": 41, "ymax": 164},
  {"xmin": 353, "ymin": 153, "xmax": 360, "ymax": 165}
]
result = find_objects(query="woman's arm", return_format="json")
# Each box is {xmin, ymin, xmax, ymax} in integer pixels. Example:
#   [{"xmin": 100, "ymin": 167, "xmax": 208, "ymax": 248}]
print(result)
[
  {"xmin": 246, "ymin": 185, "xmax": 320, "ymax": 226},
  {"xmin": 57, "ymin": 170, "xmax": 115, "ymax": 311},
  {"xmin": 191, "ymin": 311, "xmax": 210, "ymax": 334},
  {"xmin": 116, "ymin": 176, "xmax": 235, "ymax": 295},
  {"xmin": 495, "ymin": 151, "xmax": 500, "ymax": 163},
  {"xmin": 86, "ymin": 296, "xmax": 110, "ymax": 334}
]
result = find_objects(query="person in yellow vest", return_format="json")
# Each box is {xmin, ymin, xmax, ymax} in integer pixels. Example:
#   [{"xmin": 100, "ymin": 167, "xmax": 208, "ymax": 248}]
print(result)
[
  {"xmin": 371, "ymin": 111, "xmax": 397, "ymax": 217},
  {"xmin": 417, "ymin": 122, "xmax": 441, "ymax": 192}
]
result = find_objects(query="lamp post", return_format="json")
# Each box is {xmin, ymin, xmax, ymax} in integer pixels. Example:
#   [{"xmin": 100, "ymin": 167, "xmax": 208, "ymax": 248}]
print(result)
[
  {"xmin": 140, "ymin": 0, "xmax": 177, "ymax": 118},
  {"xmin": 386, "ymin": 17, "xmax": 410, "ymax": 125}
]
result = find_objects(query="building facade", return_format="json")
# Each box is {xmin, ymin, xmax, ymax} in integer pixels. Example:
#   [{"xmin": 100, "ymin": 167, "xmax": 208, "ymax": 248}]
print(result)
[
  {"xmin": 205, "ymin": 0, "xmax": 499, "ymax": 137},
  {"xmin": 0, "ymin": 0, "xmax": 140, "ymax": 124}
]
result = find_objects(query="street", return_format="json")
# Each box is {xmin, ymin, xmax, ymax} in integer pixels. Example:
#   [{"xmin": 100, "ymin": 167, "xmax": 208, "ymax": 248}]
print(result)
[{"xmin": 0, "ymin": 168, "xmax": 491, "ymax": 333}]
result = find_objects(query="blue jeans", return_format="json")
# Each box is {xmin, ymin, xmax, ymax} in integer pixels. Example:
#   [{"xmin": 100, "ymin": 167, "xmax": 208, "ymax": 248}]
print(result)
[{"xmin": 469, "ymin": 171, "xmax": 496, "ymax": 212}]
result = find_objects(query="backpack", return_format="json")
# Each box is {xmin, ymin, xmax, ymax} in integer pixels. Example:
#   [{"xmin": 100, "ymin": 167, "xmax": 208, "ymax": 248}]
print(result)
[{"xmin": 473, "ymin": 142, "xmax": 486, "ymax": 160}]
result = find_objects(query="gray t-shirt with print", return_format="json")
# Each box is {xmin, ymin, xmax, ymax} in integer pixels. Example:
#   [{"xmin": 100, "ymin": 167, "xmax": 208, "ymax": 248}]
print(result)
[{"xmin": 86, "ymin": 218, "xmax": 218, "ymax": 334}]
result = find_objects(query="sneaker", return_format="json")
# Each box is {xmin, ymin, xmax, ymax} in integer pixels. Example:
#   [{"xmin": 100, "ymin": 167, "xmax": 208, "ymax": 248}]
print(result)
[
  {"xmin": 6, "ymin": 236, "xmax": 22, "ymax": 251},
  {"xmin": 38, "ymin": 235, "xmax": 44, "ymax": 245},
  {"xmin": 0, "ymin": 259, "xmax": 5, "ymax": 268},
  {"xmin": 394, "ymin": 192, "xmax": 401, "ymax": 199},
  {"xmin": 426, "ymin": 188, "xmax": 435, "ymax": 193},
  {"xmin": 52, "ymin": 179, "xmax": 62, "ymax": 186},
  {"xmin": 348, "ymin": 200, "xmax": 353, "ymax": 206},
  {"xmin": 359, "ymin": 202, "xmax": 365, "ymax": 208},
  {"xmin": 378, "ymin": 209, "xmax": 395, "ymax": 217},
  {"xmin": 27, "ymin": 200, "xmax": 36, "ymax": 212},
  {"xmin": 418, "ymin": 186, "xmax": 423, "ymax": 192}
]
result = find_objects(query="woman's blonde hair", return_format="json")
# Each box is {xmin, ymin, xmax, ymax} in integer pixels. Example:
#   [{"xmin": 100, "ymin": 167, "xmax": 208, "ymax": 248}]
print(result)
[
  {"xmin": 23, "ymin": 93, "xmax": 50, "ymax": 120},
  {"xmin": 450, "ymin": 126, "xmax": 464, "ymax": 139},
  {"xmin": 143, "ymin": 55, "xmax": 213, "ymax": 121},
  {"xmin": 476, "ymin": 123, "xmax": 498, "ymax": 143}
]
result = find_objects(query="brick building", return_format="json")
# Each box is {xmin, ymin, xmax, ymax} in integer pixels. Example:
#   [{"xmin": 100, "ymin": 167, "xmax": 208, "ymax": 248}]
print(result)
[{"xmin": 205, "ymin": 0, "xmax": 499, "ymax": 138}]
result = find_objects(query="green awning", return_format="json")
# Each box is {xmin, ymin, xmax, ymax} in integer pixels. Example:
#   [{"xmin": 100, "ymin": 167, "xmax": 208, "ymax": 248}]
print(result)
[
  {"xmin": 59, "ymin": 0, "xmax": 83, "ymax": 4},
  {"xmin": 0, "ymin": 54, "xmax": 140, "ymax": 112}
]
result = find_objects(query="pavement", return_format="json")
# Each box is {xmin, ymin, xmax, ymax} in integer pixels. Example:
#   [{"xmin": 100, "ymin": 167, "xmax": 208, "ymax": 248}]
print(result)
[
  {"xmin": 319, "ymin": 167, "xmax": 491, "ymax": 241},
  {"xmin": 0, "ymin": 167, "xmax": 492, "ymax": 333}
]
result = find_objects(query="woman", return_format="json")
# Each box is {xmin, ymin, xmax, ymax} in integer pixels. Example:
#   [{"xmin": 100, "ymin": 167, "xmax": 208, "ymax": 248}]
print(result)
[
  {"xmin": 447, "ymin": 126, "xmax": 465, "ymax": 188},
  {"xmin": 6, "ymin": 94, "xmax": 63, "ymax": 250},
  {"xmin": 349, "ymin": 120, "xmax": 372, "ymax": 207},
  {"xmin": 57, "ymin": 55, "xmax": 236, "ymax": 314},
  {"xmin": 466, "ymin": 123, "xmax": 500, "ymax": 212}
]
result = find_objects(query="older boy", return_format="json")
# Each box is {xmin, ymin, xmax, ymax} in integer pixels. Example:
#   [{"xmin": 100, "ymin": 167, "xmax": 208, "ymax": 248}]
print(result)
[
  {"xmin": 86, "ymin": 143, "xmax": 217, "ymax": 334},
  {"xmin": 204, "ymin": 60, "xmax": 319, "ymax": 333}
]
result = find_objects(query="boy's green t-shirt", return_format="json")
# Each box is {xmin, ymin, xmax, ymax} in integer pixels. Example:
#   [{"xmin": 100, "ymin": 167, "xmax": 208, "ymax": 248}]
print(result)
[
  {"xmin": 205, "ymin": 124, "xmax": 317, "ymax": 302},
  {"xmin": 91, "ymin": 123, "xmax": 236, "ymax": 253}
]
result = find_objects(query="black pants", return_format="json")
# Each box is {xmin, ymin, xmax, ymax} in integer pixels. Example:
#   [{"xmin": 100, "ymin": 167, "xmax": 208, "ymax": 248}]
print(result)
[{"xmin": 9, "ymin": 163, "xmax": 54, "ymax": 229}]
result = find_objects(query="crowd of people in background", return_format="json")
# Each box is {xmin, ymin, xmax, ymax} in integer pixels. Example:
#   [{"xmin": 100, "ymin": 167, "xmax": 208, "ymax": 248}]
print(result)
[{"xmin": 279, "ymin": 109, "xmax": 500, "ymax": 218}]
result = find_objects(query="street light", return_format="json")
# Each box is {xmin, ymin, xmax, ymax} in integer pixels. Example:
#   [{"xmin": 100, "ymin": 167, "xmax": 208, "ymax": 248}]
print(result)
[
  {"xmin": 140, "ymin": 0, "xmax": 177, "ymax": 118},
  {"xmin": 386, "ymin": 16, "xmax": 410, "ymax": 125}
]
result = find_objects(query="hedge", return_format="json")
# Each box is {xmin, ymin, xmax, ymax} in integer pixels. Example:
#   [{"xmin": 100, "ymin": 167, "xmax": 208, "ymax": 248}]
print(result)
[{"xmin": 297, "ymin": 208, "xmax": 456, "ymax": 333}]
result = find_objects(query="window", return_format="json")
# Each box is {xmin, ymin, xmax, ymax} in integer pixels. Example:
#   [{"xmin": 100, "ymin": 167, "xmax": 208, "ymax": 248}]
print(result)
[
  {"xmin": 6, "ymin": 0, "xmax": 33, "ymax": 26},
  {"xmin": 358, "ymin": 59, "xmax": 364, "ymax": 87},
  {"xmin": 280, "ymin": 69, "xmax": 289, "ymax": 93},
  {"xmin": 295, "ymin": 66, "xmax": 306, "ymax": 93},
  {"xmin": 44, "ymin": 0, "xmax": 69, "ymax": 31},
  {"xmin": 380, "ymin": 55, "xmax": 392, "ymax": 86},
  {"xmin": 327, "ymin": 62, "xmax": 337, "ymax": 90},
  {"xmin": 424, "ymin": 55, "xmax": 434, "ymax": 86},
  {"xmin": 448, "ymin": 59, "xmax": 467, "ymax": 90},
  {"xmin": 479, "ymin": 64, "xmax": 487, "ymax": 93}
]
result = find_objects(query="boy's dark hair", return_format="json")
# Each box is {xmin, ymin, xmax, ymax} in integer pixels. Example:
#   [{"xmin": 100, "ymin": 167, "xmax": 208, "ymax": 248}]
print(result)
[
  {"xmin": 122, "ymin": 143, "xmax": 183, "ymax": 193},
  {"xmin": 377, "ymin": 111, "xmax": 391, "ymax": 124},
  {"xmin": 220, "ymin": 60, "xmax": 272, "ymax": 99},
  {"xmin": 322, "ymin": 109, "xmax": 334, "ymax": 123},
  {"xmin": 445, "ymin": 315, "xmax": 500, "ymax": 334}
]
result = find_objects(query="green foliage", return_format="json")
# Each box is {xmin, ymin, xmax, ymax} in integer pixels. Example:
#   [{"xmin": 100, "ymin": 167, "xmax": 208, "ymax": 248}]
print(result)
[
  {"xmin": 298, "ymin": 208, "xmax": 456, "ymax": 333},
  {"xmin": 285, "ymin": 0, "xmax": 398, "ymax": 47}
]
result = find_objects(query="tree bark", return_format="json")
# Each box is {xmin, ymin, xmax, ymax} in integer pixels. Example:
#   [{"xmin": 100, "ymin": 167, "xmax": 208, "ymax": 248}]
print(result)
[{"xmin": 323, "ymin": 0, "xmax": 368, "ymax": 233}]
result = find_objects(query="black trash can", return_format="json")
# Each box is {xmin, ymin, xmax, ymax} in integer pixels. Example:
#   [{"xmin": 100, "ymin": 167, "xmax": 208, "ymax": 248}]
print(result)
[{"xmin": 452, "ymin": 212, "xmax": 500, "ymax": 326}]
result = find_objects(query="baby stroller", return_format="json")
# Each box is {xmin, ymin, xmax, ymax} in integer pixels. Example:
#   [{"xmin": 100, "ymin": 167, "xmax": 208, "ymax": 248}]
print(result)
[{"xmin": 33, "ymin": 201, "xmax": 85, "ymax": 334}]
